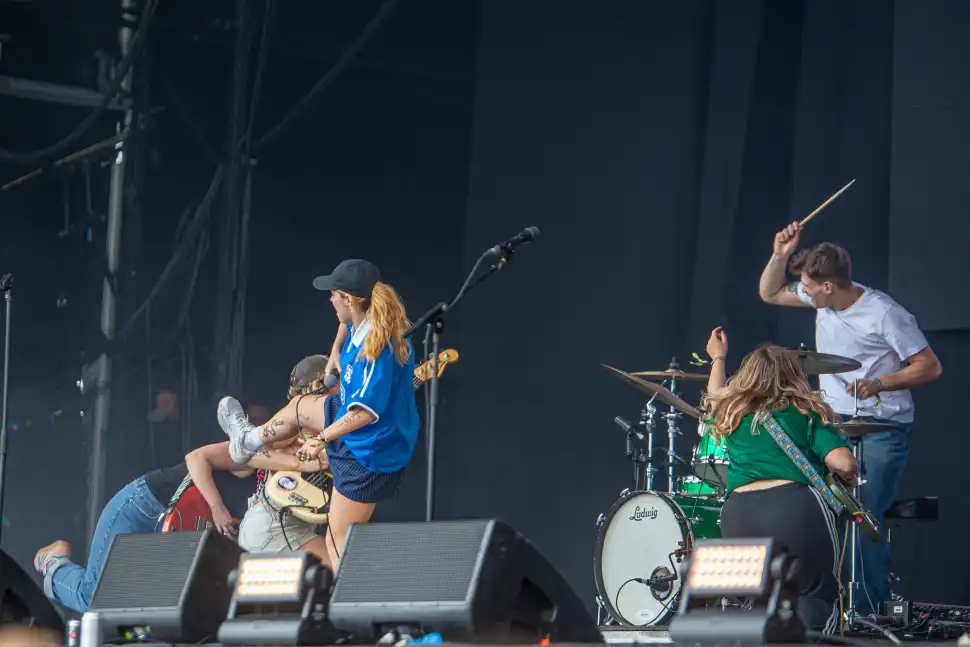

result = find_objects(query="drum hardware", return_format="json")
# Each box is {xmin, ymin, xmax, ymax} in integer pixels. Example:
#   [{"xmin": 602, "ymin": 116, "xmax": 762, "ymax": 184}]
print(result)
[
  {"xmin": 595, "ymin": 596, "xmax": 617, "ymax": 626},
  {"xmin": 602, "ymin": 361, "xmax": 702, "ymax": 493},
  {"xmin": 664, "ymin": 403, "xmax": 681, "ymax": 493},
  {"xmin": 601, "ymin": 364, "xmax": 701, "ymax": 421},
  {"xmin": 841, "ymin": 384, "xmax": 899, "ymax": 628},
  {"xmin": 837, "ymin": 419, "xmax": 898, "ymax": 437},
  {"xmin": 630, "ymin": 367, "xmax": 708, "ymax": 382},
  {"xmin": 788, "ymin": 345, "xmax": 862, "ymax": 375},
  {"xmin": 614, "ymin": 417, "xmax": 650, "ymax": 489},
  {"xmin": 640, "ymin": 394, "xmax": 659, "ymax": 490}
]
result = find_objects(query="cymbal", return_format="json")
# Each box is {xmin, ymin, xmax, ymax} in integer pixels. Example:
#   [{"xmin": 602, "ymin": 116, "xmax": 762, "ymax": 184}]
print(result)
[
  {"xmin": 602, "ymin": 364, "xmax": 701, "ymax": 420},
  {"xmin": 837, "ymin": 419, "xmax": 899, "ymax": 437},
  {"xmin": 630, "ymin": 368, "xmax": 708, "ymax": 382},
  {"xmin": 787, "ymin": 350, "xmax": 862, "ymax": 375}
]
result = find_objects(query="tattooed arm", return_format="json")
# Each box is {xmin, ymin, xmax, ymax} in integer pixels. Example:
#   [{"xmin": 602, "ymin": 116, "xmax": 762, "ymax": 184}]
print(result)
[
  {"xmin": 300, "ymin": 407, "xmax": 378, "ymax": 459},
  {"xmin": 759, "ymin": 253, "xmax": 811, "ymax": 307},
  {"xmin": 249, "ymin": 445, "xmax": 328, "ymax": 472},
  {"xmin": 322, "ymin": 407, "xmax": 378, "ymax": 442}
]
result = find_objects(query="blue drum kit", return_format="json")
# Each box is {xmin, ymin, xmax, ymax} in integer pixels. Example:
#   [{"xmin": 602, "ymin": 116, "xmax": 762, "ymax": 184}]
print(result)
[{"xmin": 594, "ymin": 351, "xmax": 879, "ymax": 628}]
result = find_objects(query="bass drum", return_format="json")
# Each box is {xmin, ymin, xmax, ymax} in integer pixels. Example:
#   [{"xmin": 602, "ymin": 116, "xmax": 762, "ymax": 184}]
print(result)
[{"xmin": 594, "ymin": 490, "xmax": 722, "ymax": 626}]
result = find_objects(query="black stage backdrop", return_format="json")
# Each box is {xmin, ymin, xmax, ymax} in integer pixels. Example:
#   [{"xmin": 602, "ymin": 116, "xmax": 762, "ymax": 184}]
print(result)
[
  {"xmin": 8, "ymin": 0, "xmax": 970, "ymax": 611},
  {"xmin": 458, "ymin": 0, "xmax": 968, "ymax": 608}
]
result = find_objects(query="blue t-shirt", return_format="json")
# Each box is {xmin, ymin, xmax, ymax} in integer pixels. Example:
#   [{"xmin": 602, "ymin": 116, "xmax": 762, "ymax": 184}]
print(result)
[{"xmin": 336, "ymin": 322, "xmax": 419, "ymax": 473}]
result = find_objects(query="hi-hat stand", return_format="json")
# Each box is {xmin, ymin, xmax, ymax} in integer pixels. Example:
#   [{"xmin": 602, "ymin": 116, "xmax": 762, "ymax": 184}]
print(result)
[
  {"xmin": 846, "ymin": 383, "xmax": 864, "ymax": 626},
  {"xmin": 0, "ymin": 274, "xmax": 13, "ymax": 547}
]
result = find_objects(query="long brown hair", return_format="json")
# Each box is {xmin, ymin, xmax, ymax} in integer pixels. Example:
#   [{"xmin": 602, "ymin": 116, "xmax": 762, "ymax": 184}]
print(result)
[
  {"xmin": 341, "ymin": 281, "xmax": 411, "ymax": 364},
  {"xmin": 702, "ymin": 343, "xmax": 838, "ymax": 439}
]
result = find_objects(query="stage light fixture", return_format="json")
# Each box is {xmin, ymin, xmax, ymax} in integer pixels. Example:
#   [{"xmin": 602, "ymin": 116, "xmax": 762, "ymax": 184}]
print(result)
[
  {"xmin": 217, "ymin": 552, "xmax": 338, "ymax": 646},
  {"xmin": 668, "ymin": 538, "xmax": 807, "ymax": 645},
  {"xmin": 235, "ymin": 555, "xmax": 305, "ymax": 601},
  {"xmin": 686, "ymin": 542, "xmax": 770, "ymax": 597}
]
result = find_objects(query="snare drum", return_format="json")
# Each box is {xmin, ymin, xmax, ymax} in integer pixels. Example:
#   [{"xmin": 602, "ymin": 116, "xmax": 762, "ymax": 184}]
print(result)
[
  {"xmin": 692, "ymin": 425, "xmax": 730, "ymax": 488},
  {"xmin": 594, "ymin": 490, "xmax": 722, "ymax": 626},
  {"xmin": 676, "ymin": 475, "xmax": 719, "ymax": 497}
]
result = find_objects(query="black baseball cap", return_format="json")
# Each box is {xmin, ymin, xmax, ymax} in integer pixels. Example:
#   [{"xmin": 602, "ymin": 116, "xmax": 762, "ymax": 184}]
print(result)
[{"xmin": 312, "ymin": 259, "xmax": 381, "ymax": 298}]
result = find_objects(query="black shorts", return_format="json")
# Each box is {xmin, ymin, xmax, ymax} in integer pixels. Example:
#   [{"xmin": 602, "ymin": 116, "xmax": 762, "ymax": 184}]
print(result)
[
  {"xmin": 720, "ymin": 483, "xmax": 841, "ymax": 634},
  {"xmin": 326, "ymin": 438, "xmax": 404, "ymax": 504}
]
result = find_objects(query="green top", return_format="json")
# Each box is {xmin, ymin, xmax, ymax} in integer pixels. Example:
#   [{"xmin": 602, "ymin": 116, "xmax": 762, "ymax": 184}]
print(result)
[{"xmin": 718, "ymin": 405, "xmax": 849, "ymax": 495}]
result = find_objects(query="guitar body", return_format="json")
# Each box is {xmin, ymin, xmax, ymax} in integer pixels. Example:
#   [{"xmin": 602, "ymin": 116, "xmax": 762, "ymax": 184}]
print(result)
[
  {"xmin": 264, "ymin": 348, "xmax": 459, "ymax": 522},
  {"xmin": 160, "ymin": 483, "xmax": 240, "ymax": 532},
  {"xmin": 825, "ymin": 473, "xmax": 882, "ymax": 542},
  {"xmin": 265, "ymin": 471, "xmax": 334, "ymax": 524}
]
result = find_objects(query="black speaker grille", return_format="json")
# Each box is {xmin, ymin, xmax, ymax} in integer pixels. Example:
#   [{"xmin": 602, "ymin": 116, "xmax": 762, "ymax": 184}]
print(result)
[
  {"xmin": 90, "ymin": 532, "xmax": 202, "ymax": 610},
  {"xmin": 333, "ymin": 520, "xmax": 491, "ymax": 604}
]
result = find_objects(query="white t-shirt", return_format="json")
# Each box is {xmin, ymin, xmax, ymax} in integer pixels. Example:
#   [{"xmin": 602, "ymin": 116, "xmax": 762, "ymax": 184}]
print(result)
[{"xmin": 797, "ymin": 283, "xmax": 928, "ymax": 423}]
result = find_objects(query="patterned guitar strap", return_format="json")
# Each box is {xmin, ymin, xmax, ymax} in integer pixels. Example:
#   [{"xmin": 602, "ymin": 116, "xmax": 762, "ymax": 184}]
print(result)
[{"xmin": 754, "ymin": 410, "xmax": 845, "ymax": 516}]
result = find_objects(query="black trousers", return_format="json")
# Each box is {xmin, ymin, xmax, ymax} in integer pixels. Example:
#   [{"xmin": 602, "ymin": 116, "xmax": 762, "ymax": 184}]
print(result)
[{"xmin": 720, "ymin": 483, "xmax": 841, "ymax": 634}]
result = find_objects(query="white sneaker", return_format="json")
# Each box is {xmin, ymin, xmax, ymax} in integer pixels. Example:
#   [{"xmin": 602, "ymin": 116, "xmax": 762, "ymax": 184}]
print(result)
[{"xmin": 217, "ymin": 396, "xmax": 257, "ymax": 464}]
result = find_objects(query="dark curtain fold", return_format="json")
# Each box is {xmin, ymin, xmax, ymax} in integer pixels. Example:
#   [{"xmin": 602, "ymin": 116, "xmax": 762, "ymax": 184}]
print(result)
[
  {"xmin": 775, "ymin": 0, "xmax": 894, "ymax": 345},
  {"xmin": 459, "ymin": 0, "xmax": 716, "ymax": 601},
  {"xmin": 889, "ymin": 0, "xmax": 970, "ymax": 330},
  {"xmin": 685, "ymin": 0, "xmax": 764, "ymax": 354}
]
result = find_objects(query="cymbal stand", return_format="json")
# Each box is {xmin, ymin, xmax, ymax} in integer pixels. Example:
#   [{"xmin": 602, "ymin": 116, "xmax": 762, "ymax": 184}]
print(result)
[
  {"xmin": 665, "ymin": 359, "xmax": 682, "ymax": 492},
  {"xmin": 639, "ymin": 393, "xmax": 658, "ymax": 490},
  {"xmin": 846, "ymin": 382, "xmax": 864, "ymax": 625}
]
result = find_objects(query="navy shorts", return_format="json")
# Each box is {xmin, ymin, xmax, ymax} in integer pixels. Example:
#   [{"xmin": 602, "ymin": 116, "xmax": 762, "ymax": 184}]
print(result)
[{"xmin": 326, "ymin": 438, "xmax": 404, "ymax": 504}]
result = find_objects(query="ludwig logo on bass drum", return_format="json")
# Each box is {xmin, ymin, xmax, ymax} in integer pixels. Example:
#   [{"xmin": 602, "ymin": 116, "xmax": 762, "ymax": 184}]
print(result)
[{"xmin": 629, "ymin": 506, "xmax": 658, "ymax": 521}]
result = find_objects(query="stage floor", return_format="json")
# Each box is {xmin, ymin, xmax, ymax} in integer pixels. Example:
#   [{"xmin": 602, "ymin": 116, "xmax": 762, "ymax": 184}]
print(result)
[{"xmin": 597, "ymin": 625, "xmax": 967, "ymax": 644}]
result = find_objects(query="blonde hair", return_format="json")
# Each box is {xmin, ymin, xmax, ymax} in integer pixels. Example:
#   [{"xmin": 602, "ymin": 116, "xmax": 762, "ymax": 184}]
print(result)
[
  {"xmin": 340, "ymin": 281, "xmax": 411, "ymax": 364},
  {"xmin": 702, "ymin": 343, "xmax": 838, "ymax": 440}
]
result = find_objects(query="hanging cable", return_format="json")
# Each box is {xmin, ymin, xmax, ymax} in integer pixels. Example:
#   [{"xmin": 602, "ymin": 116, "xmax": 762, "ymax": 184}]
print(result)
[
  {"xmin": 242, "ymin": 0, "xmax": 277, "ymax": 146},
  {"xmin": 253, "ymin": 0, "xmax": 403, "ymax": 152},
  {"xmin": 0, "ymin": 0, "xmax": 161, "ymax": 165}
]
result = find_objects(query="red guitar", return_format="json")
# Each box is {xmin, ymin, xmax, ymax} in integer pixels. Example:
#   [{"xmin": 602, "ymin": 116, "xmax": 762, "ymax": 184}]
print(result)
[{"xmin": 160, "ymin": 477, "xmax": 240, "ymax": 532}]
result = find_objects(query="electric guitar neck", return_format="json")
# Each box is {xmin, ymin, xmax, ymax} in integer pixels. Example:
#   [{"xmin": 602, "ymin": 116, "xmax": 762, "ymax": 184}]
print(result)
[
  {"xmin": 265, "ymin": 349, "xmax": 459, "ymax": 524},
  {"xmin": 825, "ymin": 472, "xmax": 881, "ymax": 542}
]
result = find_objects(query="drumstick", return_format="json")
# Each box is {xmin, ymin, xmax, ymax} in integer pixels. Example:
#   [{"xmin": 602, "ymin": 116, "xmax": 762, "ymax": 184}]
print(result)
[{"xmin": 799, "ymin": 179, "xmax": 856, "ymax": 226}]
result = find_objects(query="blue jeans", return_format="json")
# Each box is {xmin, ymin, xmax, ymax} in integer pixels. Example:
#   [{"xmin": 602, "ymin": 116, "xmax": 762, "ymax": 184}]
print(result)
[
  {"xmin": 841, "ymin": 417, "xmax": 912, "ymax": 617},
  {"xmin": 44, "ymin": 476, "xmax": 164, "ymax": 612}
]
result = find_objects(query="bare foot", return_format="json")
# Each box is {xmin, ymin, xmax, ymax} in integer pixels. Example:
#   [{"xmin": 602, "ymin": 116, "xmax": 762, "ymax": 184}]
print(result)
[{"xmin": 33, "ymin": 540, "xmax": 71, "ymax": 576}]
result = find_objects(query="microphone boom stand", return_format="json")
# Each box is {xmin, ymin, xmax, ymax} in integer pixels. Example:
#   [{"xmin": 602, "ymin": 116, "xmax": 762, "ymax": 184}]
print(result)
[
  {"xmin": 404, "ymin": 251, "xmax": 514, "ymax": 522},
  {"xmin": 0, "ymin": 274, "xmax": 13, "ymax": 547}
]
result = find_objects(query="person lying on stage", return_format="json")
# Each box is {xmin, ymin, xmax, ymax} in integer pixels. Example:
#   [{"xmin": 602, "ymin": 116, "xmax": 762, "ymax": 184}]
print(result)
[
  {"xmin": 759, "ymin": 222, "xmax": 942, "ymax": 615},
  {"xmin": 217, "ymin": 258, "xmax": 419, "ymax": 568},
  {"xmin": 702, "ymin": 327, "xmax": 858, "ymax": 635},
  {"xmin": 186, "ymin": 355, "xmax": 340, "ymax": 566},
  {"xmin": 32, "ymin": 404, "xmax": 268, "ymax": 613}
]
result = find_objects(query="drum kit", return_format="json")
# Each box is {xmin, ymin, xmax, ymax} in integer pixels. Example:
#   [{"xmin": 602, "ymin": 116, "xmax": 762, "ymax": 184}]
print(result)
[{"xmin": 593, "ymin": 350, "xmax": 896, "ymax": 629}]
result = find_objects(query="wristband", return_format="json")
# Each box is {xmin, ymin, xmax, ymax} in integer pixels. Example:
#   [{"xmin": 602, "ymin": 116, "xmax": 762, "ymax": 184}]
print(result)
[
  {"xmin": 711, "ymin": 356, "xmax": 726, "ymax": 363},
  {"xmin": 874, "ymin": 378, "xmax": 884, "ymax": 393}
]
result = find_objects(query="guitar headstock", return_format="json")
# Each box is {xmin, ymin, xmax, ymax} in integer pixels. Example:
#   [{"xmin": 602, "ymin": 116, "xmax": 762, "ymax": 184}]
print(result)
[{"xmin": 414, "ymin": 349, "xmax": 459, "ymax": 382}]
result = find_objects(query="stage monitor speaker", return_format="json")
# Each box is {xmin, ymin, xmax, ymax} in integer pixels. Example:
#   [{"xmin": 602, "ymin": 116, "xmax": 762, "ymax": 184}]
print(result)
[
  {"xmin": 328, "ymin": 519, "xmax": 602, "ymax": 644},
  {"xmin": 89, "ymin": 528, "xmax": 242, "ymax": 643},
  {"xmin": 0, "ymin": 550, "xmax": 65, "ymax": 632}
]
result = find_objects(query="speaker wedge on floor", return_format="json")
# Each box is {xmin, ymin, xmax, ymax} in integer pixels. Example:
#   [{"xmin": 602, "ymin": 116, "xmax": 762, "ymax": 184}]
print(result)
[{"xmin": 328, "ymin": 519, "xmax": 602, "ymax": 644}]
